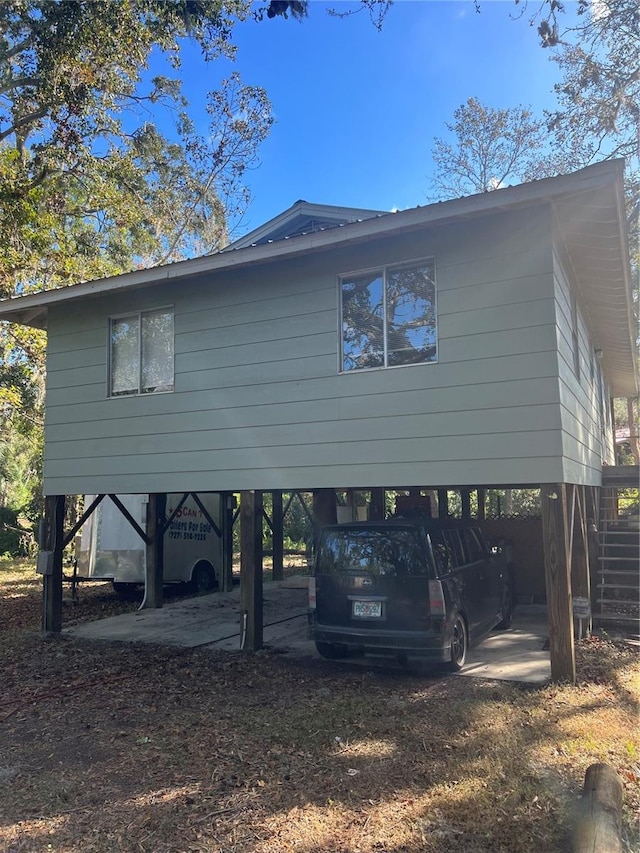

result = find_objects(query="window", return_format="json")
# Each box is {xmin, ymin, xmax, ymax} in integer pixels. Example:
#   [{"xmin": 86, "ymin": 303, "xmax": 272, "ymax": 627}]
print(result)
[
  {"xmin": 317, "ymin": 527, "xmax": 429, "ymax": 576},
  {"xmin": 109, "ymin": 308, "xmax": 174, "ymax": 396},
  {"xmin": 340, "ymin": 258, "xmax": 436, "ymax": 372},
  {"xmin": 430, "ymin": 529, "xmax": 453, "ymax": 575},
  {"xmin": 461, "ymin": 528, "xmax": 486, "ymax": 562},
  {"xmin": 443, "ymin": 529, "xmax": 465, "ymax": 567}
]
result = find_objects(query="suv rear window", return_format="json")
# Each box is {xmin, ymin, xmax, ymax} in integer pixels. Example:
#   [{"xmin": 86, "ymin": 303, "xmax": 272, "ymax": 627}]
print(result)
[{"xmin": 316, "ymin": 527, "xmax": 429, "ymax": 577}]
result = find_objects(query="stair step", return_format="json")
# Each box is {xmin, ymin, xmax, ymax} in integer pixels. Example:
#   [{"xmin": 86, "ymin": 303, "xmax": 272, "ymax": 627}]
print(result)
[
  {"xmin": 593, "ymin": 613, "xmax": 640, "ymax": 625},
  {"xmin": 598, "ymin": 528, "xmax": 638, "ymax": 542},
  {"xmin": 597, "ymin": 583, "xmax": 640, "ymax": 590},
  {"xmin": 598, "ymin": 556, "xmax": 640, "ymax": 562},
  {"xmin": 598, "ymin": 570, "xmax": 640, "ymax": 578}
]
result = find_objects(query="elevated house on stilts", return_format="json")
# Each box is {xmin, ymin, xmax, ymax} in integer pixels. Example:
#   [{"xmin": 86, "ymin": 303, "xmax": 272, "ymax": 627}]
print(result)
[{"xmin": 0, "ymin": 160, "xmax": 637, "ymax": 682}]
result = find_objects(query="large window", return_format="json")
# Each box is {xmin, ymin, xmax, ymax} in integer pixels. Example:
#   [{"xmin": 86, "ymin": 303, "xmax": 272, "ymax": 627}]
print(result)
[
  {"xmin": 340, "ymin": 258, "xmax": 436, "ymax": 371},
  {"xmin": 109, "ymin": 308, "xmax": 174, "ymax": 396}
]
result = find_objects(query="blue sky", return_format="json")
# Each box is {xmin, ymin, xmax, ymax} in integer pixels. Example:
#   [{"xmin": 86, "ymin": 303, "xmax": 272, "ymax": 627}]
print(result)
[{"xmin": 177, "ymin": 0, "xmax": 578, "ymax": 238}]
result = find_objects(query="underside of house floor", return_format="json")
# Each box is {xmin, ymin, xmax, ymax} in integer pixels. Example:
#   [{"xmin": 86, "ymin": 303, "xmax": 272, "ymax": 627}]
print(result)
[{"xmin": 66, "ymin": 577, "xmax": 553, "ymax": 684}]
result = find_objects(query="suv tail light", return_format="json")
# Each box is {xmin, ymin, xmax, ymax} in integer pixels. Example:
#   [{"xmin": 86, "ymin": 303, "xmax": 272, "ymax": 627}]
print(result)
[
  {"xmin": 428, "ymin": 580, "xmax": 445, "ymax": 617},
  {"xmin": 308, "ymin": 577, "xmax": 317, "ymax": 609}
]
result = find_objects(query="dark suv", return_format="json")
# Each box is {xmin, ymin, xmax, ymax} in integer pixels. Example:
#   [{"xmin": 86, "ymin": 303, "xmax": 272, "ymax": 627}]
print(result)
[{"xmin": 309, "ymin": 518, "xmax": 513, "ymax": 670}]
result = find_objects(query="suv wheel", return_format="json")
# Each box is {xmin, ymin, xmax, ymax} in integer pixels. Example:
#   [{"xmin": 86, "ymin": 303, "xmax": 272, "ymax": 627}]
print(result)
[
  {"xmin": 315, "ymin": 641, "xmax": 349, "ymax": 660},
  {"xmin": 496, "ymin": 585, "xmax": 514, "ymax": 630},
  {"xmin": 445, "ymin": 614, "xmax": 468, "ymax": 671}
]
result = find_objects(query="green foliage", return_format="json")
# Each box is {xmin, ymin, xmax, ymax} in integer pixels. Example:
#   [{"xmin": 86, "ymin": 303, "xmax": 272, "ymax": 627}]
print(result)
[
  {"xmin": 0, "ymin": 505, "xmax": 29, "ymax": 556},
  {"xmin": 0, "ymin": 1, "xmax": 277, "ymax": 296},
  {"xmin": 544, "ymin": 0, "xmax": 639, "ymax": 243},
  {"xmin": 0, "ymin": 0, "xmax": 278, "ymax": 522}
]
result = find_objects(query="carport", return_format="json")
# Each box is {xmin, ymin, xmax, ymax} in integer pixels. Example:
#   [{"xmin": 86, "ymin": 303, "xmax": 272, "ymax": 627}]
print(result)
[{"xmin": 66, "ymin": 575, "xmax": 552, "ymax": 684}]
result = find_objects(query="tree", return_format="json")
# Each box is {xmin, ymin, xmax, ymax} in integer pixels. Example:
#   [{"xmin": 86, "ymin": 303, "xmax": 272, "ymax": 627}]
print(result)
[
  {"xmin": 0, "ymin": 2, "xmax": 280, "ymax": 294},
  {"xmin": 545, "ymin": 0, "xmax": 639, "ymax": 238},
  {"xmin": 0, "ymin": 0, "xmax": 390, "ymax": 536},
  {"xmin": 430, "ymin": 98, "xmax": 548, "ymax": 198}
]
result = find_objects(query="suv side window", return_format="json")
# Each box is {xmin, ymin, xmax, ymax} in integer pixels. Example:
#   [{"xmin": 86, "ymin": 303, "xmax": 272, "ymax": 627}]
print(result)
[
  {"xmin": 462, "ymin": 528, "xmax": 486, "ymax": 562},
  {"xmin": 443, "ymin": 529, "xmax": 464, "ymax": 567},
  {"xmin": 430, "ymin": 529, "xmax": 453, "ymax": 575}
]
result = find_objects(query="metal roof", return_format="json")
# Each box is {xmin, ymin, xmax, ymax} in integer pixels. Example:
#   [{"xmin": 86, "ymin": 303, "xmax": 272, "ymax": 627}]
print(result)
[{"xmin": 224, "ymin": 200, "xmax": 388, "ymax": 250}]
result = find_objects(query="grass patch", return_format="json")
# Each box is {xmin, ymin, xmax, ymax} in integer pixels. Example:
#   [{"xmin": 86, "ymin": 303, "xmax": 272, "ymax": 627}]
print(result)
[{"xmin": 0, "ymin": 558, "xmax": 638, "ymax": 852}]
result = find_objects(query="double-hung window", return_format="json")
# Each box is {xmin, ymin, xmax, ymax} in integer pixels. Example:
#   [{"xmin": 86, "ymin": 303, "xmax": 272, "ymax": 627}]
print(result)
[
  {"xmin": 340, "ymin": 258, "xmax": 436, "ymax": 372},
  {"xmin": 109, "ymin": 307, "xmax": 174, "ymax": 396}
]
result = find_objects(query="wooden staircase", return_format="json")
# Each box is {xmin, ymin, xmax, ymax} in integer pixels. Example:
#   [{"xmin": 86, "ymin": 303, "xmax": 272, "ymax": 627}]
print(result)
[{"xmin": 594, "ymin": 467, "xmax": 639, "ymax": 638}]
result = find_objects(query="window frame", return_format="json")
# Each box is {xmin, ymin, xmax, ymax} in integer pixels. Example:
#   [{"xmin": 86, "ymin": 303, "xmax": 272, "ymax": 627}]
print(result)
[
  {"xmin": 108, "ymin": 306, "xmax": 175, "ymax": 398},
  {"xmin": 337, "ymin": 256, "xmax": 437, "ymax": 374}
]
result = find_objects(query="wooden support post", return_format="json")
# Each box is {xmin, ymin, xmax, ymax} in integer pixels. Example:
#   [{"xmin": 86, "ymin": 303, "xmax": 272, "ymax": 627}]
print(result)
[
  {"xmin": 438, "ymin": 489, "xmax": 449, "ymax": 519},
  {"xmin": 142, "ymin": 493, "xmax": 166, "ymax": 609},
  {"xmin": 461, "ymin": 489, "xmax": 471, "ymax": 519},
  {"xmin": 240, "ymin": 490, "xmax": 263, "ymax": 651},
  {"xmin": 585, "ymin": 486, "xmax": 600, "ymax": 611},
  {"xmin": 312, "ymin": 489, "xmax": 337, "ymax": 550},
  {"xmin": 571, "ymin": 486, "xmax": 592, "ymax": 637},
  {"xmin": 369, "ymin": 488, "xmax": 385, "ymax": 521},
  {"xmin": 220, "ymin": 492, "xmax": 235, "ymax": 592},
  {"xmin": 573, "ymin": 763, "xmax": 623, "ymax": 853},
  {"xmin": 477, "ymin": 489, "xmax": 486, "ymax": 521},
  {"xmin": 42, "ymin": 494, "xmax": 65, "ymax": 634},
  {"xmin": 272, "ymin": 490, "xmax": 284, "ymax": 581},
  {"xmin": 541, "ymin": 483, "xmax": 576, "ymax": 683}
]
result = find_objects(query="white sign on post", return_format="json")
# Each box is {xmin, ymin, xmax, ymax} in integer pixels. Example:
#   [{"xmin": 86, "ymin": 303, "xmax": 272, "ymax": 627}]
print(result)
[{"xmin": 572, "ymin": 596, "xmax": 591, "ymax": 619}]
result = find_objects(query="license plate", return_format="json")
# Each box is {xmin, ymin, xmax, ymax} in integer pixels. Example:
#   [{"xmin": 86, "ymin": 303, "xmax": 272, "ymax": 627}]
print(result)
[{"xmin": 352, "ymin": 600, "xmax": 382, "ymax": 619}]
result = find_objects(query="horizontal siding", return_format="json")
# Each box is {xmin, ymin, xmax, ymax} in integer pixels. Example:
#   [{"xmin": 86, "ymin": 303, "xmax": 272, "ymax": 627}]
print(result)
[
  {"xmin": 552, "ymin": 236, "xmax": 611, "ymax": 482},
  {"xmin": 46, "ymin": 387, "xmax": 561, "ymax": 443},
  {"xmin": 45, "ymin": 357, "xmax": 561, "ymax": 426},
  {"xmin": 45, "ymin": 404, "xmax": 563, "ymax": 459},
  {"xmin": 43, "ymin": 205, "xmax": 567, "ymax": 494},
  {"xmin": 44, "ymin": 430, "xmax": 562, "ymax": 479},
  {"xmin": 43, "ymin": 458, "xmax": 565, "ymax": 496}
]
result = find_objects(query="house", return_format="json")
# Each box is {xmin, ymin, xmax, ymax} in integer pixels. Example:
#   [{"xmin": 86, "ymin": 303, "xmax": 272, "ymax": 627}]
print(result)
[{"xmin": 0, "ymin": 159, "xmax": 637, "ymax": 680}]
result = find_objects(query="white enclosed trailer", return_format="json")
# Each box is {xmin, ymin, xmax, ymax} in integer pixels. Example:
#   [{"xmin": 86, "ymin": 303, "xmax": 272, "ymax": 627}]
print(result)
[{"xmin": 75, "ymin": 493, "xmax": 223, "ymax": 594}]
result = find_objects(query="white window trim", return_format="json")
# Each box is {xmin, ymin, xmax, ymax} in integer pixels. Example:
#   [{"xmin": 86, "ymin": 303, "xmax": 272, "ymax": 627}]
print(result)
[
  {"xmin": 337, "ymin": 257, "xmax": 438, "ymax": 374},
  {"xmin": 108, "ymin": 306, "xmax": 175, "ymax": 398}
]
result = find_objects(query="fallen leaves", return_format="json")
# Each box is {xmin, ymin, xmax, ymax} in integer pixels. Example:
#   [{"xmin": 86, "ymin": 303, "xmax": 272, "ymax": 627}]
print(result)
[{"xmin": 0, "ymin": 560, "xmax": 638, "ymax": 852}]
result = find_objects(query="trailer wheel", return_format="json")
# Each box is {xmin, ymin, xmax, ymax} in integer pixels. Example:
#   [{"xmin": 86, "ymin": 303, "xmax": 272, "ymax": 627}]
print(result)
[
  {"xmin": 191, "ymin": 561, "xmax": 217, "ymax": 594},
  {"xmin": 112, "ymin": 582, "xmax": 139, "ymax": 599}
]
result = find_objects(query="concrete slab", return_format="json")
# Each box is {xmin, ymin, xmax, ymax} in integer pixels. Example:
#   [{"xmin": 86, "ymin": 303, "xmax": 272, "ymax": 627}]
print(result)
[{"xmin": 67, "ymin": 579, "xmax": 551, "ymax": 684}]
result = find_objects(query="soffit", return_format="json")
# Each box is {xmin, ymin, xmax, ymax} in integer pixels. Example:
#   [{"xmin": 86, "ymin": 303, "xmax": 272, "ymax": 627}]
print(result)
[{"xmin": 553, "ymin": 177, "xmax": 637, "ymax": 397}]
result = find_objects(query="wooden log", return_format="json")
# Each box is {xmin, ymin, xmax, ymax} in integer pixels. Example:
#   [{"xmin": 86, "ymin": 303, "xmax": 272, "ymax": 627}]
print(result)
[
  {"xmin": 541, "ymin": 483, "xmax": 576, "ymax": 683},
  {"xmin": 573, "ymin": 763, "xmax": 623, "ymax": 853}
]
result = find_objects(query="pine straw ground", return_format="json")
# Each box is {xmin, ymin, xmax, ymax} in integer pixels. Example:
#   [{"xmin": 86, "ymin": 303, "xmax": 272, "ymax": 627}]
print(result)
[{"xmin": 0, "ymin": 559, "xmax": 638, "ymax": 853}]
